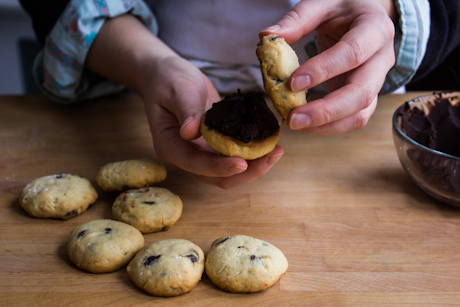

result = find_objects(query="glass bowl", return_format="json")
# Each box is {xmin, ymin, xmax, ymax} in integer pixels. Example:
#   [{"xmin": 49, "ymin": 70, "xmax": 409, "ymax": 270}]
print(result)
[{"xmin": 392, "ymin": 92, "xmax": 460, "ymax": 207}]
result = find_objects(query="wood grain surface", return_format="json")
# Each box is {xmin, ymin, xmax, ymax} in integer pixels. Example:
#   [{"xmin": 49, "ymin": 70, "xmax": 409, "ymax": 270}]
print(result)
[{"xmin": 1, "ymin": 92, "xmax": 460, "ymax": 306}]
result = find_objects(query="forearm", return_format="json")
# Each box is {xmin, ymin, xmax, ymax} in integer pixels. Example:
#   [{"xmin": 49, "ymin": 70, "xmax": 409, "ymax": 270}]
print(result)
[{"xmin": 85, "ymin": 14, "xmax": 178, "ymax": 96}]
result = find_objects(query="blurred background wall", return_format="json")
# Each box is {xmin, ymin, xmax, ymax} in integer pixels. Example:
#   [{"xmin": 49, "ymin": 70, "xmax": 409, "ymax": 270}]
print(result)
[{"xmin": 0, "ymin": 0, "xmax": 41, "ymax": 95}]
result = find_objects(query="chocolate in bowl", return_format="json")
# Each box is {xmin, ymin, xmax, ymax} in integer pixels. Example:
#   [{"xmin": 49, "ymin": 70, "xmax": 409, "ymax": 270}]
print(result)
[{"xmin": 392, "ymin": 91, "xmax": 460, "ymax": 207}]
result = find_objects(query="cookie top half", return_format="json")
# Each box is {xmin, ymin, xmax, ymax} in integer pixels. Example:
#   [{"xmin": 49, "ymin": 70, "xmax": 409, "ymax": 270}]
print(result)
[
  {"xmin": 19, "ymin": 174, "xmax": 98, "ymax": 220},
  {"xmin": 256, "ymin": 35, "xmax": 308, "ymax": 119},
  {"xmin": 205, "ymin": 235, "xmax": 288, "ymax": 293},
  {"xmin": 127, "ymin": 239, "xmax": 205, "ymax": 296}
]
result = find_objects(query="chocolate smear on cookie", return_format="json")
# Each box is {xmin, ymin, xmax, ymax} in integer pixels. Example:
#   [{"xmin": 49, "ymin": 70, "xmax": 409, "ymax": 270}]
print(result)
[{"xmin": 205, "ymin": 90, "xmax": 279, "ymax": 143}]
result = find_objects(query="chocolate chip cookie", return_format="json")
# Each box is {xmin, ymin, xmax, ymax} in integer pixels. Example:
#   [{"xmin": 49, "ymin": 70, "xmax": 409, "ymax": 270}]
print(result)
[
  {"xmin": 19, "ymin": 174, "xmax": 98, "ymax": 220},
  {"xmin": 205, "ymin": 235, "xmax": 288, "ymax": 292},
  {"xmin": 127, "ymin": 239, "xmax": 205, "ymax": 296},
  {"xmin": 96, "ymin": 159, "xmax": 167, "ymax": 192},
  {"xmin": 67, "ymin": 219, "xmax": 144, "ymax": 273},
  {"xmin": 256, "ymin": 34, "xmax": 308, "ymax": 119},
  {"xmin": 112, "ymin": 187, "xmax": 183, "ymax": 234}
]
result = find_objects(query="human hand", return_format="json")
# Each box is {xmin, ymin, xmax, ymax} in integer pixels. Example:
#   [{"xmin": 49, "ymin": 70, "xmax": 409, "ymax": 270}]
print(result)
[
  {"xmin": 140, "ymin": 56, "xmax": 284, "ymax": 189},
  {"xmin": 260, "ymin": 0, "xmax": 396, "ymax": 135},
  {"xmin": 87, "ymin": 14, "xmax": 283, "ymax": 189}
]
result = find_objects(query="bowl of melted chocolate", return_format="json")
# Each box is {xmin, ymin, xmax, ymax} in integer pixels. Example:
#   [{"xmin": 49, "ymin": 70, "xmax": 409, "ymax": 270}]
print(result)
[{"xmin": 393, "ymin": 91, "xmax": 460, "ymax": 207}]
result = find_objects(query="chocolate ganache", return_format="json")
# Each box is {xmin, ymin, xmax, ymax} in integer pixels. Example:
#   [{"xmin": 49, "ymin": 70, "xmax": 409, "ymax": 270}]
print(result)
[
  {"xmin": 204, "ymin": 91, "xmax": 279, "ymax": 143},
  {"xmin": 399, "ymin": 95, "xmax": 460, "ymax": 157}
]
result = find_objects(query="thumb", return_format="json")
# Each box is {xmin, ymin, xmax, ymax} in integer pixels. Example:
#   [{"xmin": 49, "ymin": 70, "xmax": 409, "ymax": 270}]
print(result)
[
  {"xmin": 173, "ymin": 85, "xmax": 207, "ymax": 141},
  {"xmin": 259, "ymin": 1, "xmax": 329, "ymax": 44}
]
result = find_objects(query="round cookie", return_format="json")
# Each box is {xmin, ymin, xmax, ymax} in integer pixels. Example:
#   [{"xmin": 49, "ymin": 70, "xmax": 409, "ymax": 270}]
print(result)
[
  {"xmin": 19, "ymin": 174, "xmax": 98, "ymax": 220},
  {"xmin": 96, "ymin": 159, "xmax": 167, "ymax": 192},
  {"xmin": 127, "ymin": 239, "xmax": 205, "ymax": 296},
  {"xmin": 205, "ymin": 235, "xmax": 288, "ymax": 293},
  {"xmin": 256, "ymin": 34, "xmax": 308, "ymax": 119},
  {"xmin": 67, "ymin": 219, "xmax": 144, "ymax": 273},
  {"xmin": 112, "ymin": 187, "xmax": 183, "ymax": 234},
  {"xmin": 200, "ymin": 91, "xmax": 280, "ymax": 160}
]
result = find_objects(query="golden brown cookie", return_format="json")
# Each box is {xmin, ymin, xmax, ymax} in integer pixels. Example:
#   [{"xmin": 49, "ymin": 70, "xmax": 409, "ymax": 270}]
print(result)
[
  {"xmin": 205, "ymin": 235, "xmax": 288, "ymax": 293},
  {"xmin": 256, "ymin": 34, "xmax": 308, "ymax": 119},
  {"xmin": 96, "ymin": 159, "xmax": 167, "ymax": 192},
  {"xmin": 127, "ymin": 239, "xmax": 205, "ymax": 296},
  {"xmin": 19, "ymin": 174, "xmax": 98, "ymax": 220},
  {"xmin": 67, "ymin": 219, "xmax": 144, "ymax": 273},
  {"xmin": 112, "ymin": 187, "xmax": 183, "ymax": 234}
]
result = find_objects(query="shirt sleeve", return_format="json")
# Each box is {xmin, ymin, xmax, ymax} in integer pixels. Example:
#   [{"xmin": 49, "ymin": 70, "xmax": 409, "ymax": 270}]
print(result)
[
  {"xmin": 408, "ymin": 0, "xmax": 460, "ymax": 84},
  {"xmin": 31, "ymin": 0, "xmax": 158, "ymax": 103},
  {"xmin": 380, "ymin": 0, "xmax": 430, "ymax": 94}
]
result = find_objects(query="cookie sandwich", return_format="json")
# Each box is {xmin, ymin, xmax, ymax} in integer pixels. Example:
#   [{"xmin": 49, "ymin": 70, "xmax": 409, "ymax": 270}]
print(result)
[{"xmin": 200, "ymin": 90, "xmax": 280, "ymax": 160}]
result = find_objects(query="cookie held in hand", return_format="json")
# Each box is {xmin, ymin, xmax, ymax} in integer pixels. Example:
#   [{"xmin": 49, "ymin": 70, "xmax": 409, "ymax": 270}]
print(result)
[
  {"xmin": 200, "ymin": 91, "xmax": 280, "ymax": 160},
  {"xmin": 256, "ymin": 34, "xmax": 308, "ymax": 119}
]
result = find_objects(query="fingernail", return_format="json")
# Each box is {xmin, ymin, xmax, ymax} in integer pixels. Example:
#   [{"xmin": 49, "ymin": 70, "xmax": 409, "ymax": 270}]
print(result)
[
  {"xmin": 289, "ymin": 113, "xmax": 311, "ymax": 130},
  {"xmin": 263, "ymin": 24, "xmax": 281, "ymax": 33},
  {"xmin": 227, "ymin": 165, "xmax": 247, "ymax": 175},
  {"xmin": 291, "ymin": 74, "xmax": 311, "ymax": 92},
  {"xmin": 267, "ymin": 153, "xmax": 283, "ymax": 165}
]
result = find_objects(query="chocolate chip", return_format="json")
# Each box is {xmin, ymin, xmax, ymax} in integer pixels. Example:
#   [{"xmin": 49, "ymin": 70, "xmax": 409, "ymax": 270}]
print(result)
[
  {"xmin": 144, "ymin": 255, "xmax": 161, "ymax": 266},
  {"xmin": 269, "ymin": 36, "xmax": 282, "ymax": 42},
  {"xmin": 77, "ymin": 230, "xmax": 87, "ymax": 238},
  {"xmin": 215, "ymin": 237, "xmax": 231, "ymax": 246},
  {"xmin": 88, "ymin": 202, "xmax": 95, "ymax": 208},
  {"xmin": 185, "ymin": 254, "xmax": 198, "ymax": 263},
  {"xmin": 142, "ymin": 201, "xmax": 156, "ymax": 205},
  {"xmin": 65, "ymin": 210, "xmax": 77, "ymax": 217},
  {"xmin": 238, "ymin": 246, "xmax": 244, "ymax": 248},
  {"xmin": 250, "ymin": 255, "xmax": 256, "ymax": 260},
  {"xmin": 54, "ymin": 174, "xmax": 64, "ymax": 179},
  {"xmin": 104, "ymin": 228, "xmax": 112, "ymax": 234}
]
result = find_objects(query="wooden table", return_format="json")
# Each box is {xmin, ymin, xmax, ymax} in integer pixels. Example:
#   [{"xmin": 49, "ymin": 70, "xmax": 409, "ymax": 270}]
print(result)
[{"xmin": 2, "ymin": 92, "xmax": 460, "ymax": 306}]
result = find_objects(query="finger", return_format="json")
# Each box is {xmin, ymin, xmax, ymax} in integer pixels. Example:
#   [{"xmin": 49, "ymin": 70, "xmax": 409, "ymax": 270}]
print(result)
[
  {"xmin": 295, "ymin": 96, "xmax": 377, "ymax": 135},
  {"xmin": 259, "ymin": 0, "xmax": 334, "ymax": 43},
  {"xmin": 289, "ymin": 14, "xmax": 395, "ymax": 92},
  {"xmin": 151, "ymin": 105, "xmax": 249, "ymax": 177},
  {"xmin": 195, "ymin": 145, "xmax": 284, "ymax": 190},
  {"xmin": 287, "ymin": 46, "xmax": 394, "ymax": 132}
]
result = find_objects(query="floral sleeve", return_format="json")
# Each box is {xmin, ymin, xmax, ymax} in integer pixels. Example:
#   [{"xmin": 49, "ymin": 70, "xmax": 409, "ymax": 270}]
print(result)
[{"xmin": 34, "ymin": 0, "xmax": 158, "ymax": 103}]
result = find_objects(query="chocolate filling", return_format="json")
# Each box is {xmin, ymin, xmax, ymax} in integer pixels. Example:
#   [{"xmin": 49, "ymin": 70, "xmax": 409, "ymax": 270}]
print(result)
[
  {"xmin": 399, "ymin": 97, "xmax": 460, "ymax": 157},
  {"xmin": 204, "ymin": 91, "xmax": 278, "ymax": 143}
]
